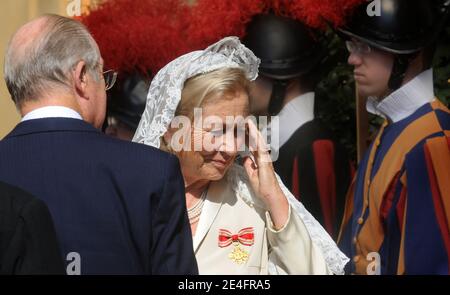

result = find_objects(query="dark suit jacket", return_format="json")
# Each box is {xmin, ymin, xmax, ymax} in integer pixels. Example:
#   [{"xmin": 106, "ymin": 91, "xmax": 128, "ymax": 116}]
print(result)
[
  {"xmin": 0, "ymin": 118, "xmax": 198, "ymax": 275},
  {"xmin": 0, "ymin": 181, "xmax": 64, "ymax": 274}
]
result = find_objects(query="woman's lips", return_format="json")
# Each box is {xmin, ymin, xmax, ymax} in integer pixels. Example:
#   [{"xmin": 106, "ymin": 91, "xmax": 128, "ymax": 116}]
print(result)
[{"xmin": 210, "ymin": 159, "xmax": 228, "ymax": 169}]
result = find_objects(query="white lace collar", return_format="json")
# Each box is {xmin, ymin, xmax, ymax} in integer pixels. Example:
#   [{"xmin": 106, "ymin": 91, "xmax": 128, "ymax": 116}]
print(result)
[
  {"xmin": 366, "ymin": 69, "xmax": 435, "ymax": 123},
  {"xmin": 271, "ymin": 92, "xmax": 315, "ymax": 149}
]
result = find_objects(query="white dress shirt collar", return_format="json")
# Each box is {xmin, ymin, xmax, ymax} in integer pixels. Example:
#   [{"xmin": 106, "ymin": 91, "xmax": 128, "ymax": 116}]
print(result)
[
  {"xmin": 271, "ymin": 92, "xmax": 315, "ymax": 149},
  {"xmin": 366, "ymin": 69, "xmax": 435, "ymax": 123},
  {"xmin": 21, "ymin": 106, "xmax": 83, "ymax": 122}
]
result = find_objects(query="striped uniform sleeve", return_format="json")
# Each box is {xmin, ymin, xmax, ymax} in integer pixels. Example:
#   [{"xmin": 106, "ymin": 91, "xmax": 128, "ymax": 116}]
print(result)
[{"xmin": 401, "ymin": 136, "xmax": 450, "ymax": 274}]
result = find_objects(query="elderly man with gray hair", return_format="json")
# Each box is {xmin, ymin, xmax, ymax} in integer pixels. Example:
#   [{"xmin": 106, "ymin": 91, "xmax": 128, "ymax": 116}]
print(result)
[{"xmin": 0, "ymin": 14, "xmax": 198, "ymax": 275}]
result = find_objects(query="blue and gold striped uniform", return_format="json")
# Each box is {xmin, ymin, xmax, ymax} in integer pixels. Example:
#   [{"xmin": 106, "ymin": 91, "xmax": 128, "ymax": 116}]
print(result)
[{"xmin": 339, "ymin": 99, "xmax": 450, "ymax": 275}]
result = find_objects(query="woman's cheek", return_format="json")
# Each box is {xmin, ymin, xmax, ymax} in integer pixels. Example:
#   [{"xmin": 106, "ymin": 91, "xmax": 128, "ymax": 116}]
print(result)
[
  {"xmin": 235, "ymin": 135, "xmax": 246, "ymax": 153},
  {"xmin": 190, "ymin": 128, "xmax": 203, "ymax": 151}
]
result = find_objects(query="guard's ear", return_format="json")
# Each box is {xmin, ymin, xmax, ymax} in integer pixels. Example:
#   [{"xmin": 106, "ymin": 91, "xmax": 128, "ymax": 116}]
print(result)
[
  {"xmin": 105, "ymin": 124, "xmax": 118, "ymax": 137},
  {"xmin": 163, "ymin": 129, "xmax": 173, "ymax": 146},
  {"xmin": 72, "ymin": 60, "xmax": 88, "ymax": 99}
]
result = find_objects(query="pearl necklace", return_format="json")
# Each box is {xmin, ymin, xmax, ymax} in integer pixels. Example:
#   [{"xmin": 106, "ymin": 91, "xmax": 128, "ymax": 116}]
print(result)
[{"xmin": 187, "ymin": 187, "xmax": 208, "ymax": 225}]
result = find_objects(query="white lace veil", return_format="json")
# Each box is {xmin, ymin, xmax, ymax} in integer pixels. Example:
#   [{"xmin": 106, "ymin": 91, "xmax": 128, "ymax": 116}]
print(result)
[
  {"xmin": 133, "ymin": 36, "xmax": 349, "ymax": 274},
  {"xmin": 132, "ymin": 37, "xmax": 259, "ymax": 147}
]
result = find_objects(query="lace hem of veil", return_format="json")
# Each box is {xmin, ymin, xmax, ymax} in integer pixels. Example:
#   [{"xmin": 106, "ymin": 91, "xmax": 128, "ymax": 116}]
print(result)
[{"xmin": 226, "ymin": 164, "xmax": 349, "ymax": 275}]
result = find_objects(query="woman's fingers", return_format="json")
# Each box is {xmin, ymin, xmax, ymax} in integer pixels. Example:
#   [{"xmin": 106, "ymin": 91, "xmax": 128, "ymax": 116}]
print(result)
[
  {"xmin": 243, "ymin": 157, "xmax": 258, "ymax": 183},
  {"xmin": 246, "ymin": 118, "xmax": 271, "ymax": 166}
]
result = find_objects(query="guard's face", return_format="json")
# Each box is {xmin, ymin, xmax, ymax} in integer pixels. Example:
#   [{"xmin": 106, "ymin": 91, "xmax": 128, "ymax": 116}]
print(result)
[
  {"xmin": 175, "ymin": 89, "xmax": 250, "ymax": 183},
  {"xmin": 248, "ymin": 76, "xmax": 272, "ymax": 116},
  {"xmin": 347, "ymin": 39, "xmax": 394, "ymax": 99},
  {"xmin": 105, "ymin": 116, "xmax": 135, "ymax": 141}
]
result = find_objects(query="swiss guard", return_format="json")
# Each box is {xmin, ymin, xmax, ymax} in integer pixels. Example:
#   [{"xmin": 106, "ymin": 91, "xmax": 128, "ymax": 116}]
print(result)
[
  {"xmin": 338, "ymin": 0, "xmax": 450, "ymax": 275},
  {"xmin": 242, "ymin": 12, "xmax": 353, "ymax": 240},
  {"xmin": 104, "ymin": 74, "xmax": 149, "ymax": 141}
]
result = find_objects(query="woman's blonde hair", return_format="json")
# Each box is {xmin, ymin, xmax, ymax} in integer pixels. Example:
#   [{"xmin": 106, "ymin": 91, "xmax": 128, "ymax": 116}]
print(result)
[{"xmin": 161, "ymin": 67, "xmax": 250, "ymax": 151}]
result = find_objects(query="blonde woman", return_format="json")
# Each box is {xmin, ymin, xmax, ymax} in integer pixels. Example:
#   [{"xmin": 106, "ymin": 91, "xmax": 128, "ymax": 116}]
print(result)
[{"xmin": 133, "ymin": 37, "xmax": 348, "ymax": 275}]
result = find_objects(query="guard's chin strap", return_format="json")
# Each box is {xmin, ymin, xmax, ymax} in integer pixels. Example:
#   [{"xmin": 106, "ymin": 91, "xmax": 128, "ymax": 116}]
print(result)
[
  {"xmin": 268, "ymin": 80, "xmax": 289, "ymax": 116},
  {"xmin": 388, "ymin": 53, "xmax": 417, "ymax": 91}
]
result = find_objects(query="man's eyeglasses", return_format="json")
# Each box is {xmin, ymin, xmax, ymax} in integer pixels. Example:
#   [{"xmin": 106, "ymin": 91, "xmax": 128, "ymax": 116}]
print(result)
[
  {"xmin": 103, "ymin": 70, "xmax": 117, "ymax": 91},
  {"xmin": 345, "ymin": 40, "xmax": 372, "ymax": 55}
]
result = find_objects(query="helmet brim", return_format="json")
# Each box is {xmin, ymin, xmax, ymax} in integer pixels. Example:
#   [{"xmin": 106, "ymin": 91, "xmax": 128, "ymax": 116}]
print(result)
[{"xmin": 336, "ymin": 27, "xmax": 425, "ymax": 55}]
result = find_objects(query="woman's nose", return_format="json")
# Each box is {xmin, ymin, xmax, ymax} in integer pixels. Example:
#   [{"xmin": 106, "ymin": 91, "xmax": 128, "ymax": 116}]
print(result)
[{"xmin": 218, "ymin": 134, "xmax": 237, "ymax": 154}]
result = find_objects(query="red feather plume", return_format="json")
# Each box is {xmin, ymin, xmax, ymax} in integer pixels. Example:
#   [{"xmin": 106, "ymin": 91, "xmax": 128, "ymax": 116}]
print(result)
[
  {"xmin": 185, "ymin": 0, "xmax": 267, "ymax": 51},
  {"xmin": 80, "ymin": 0, "xmax": 191, "ymax": 77},
  {"xmin": 187, "ymin": 0, "xmax": 365, "ymax": 50},
  {"xmin": 270, "ymin": 0, "xmax": 366, "ymax": 29},
  {"xmin": 79, "ymin": 0, "xmax": 365, "ymax": 77}
]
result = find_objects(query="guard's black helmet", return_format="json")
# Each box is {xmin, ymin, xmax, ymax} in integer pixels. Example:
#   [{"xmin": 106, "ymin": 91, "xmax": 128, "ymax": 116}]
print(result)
[
  {"xmin": 107, "ymin": 74, "xmax": 148, "ymax": 130},
  {"xmin": 243, "ymin": 13, "xmax": 326, "ymax": 80},
  {"xmin": 337, "ymin": 0, "xmax": 448, "ymax": 54}
]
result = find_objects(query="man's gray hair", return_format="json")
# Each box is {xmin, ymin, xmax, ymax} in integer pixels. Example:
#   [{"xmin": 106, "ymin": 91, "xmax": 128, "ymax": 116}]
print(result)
[{"xmin": 4, "ymin": 14, "xmax": 101, "ymax": 106}]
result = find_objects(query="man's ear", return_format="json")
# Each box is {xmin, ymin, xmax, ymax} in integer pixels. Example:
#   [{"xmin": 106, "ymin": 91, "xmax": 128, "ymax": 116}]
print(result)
[{"xmin": 73, "ymin": 60, "xmax": 88, "ymax": 99}]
